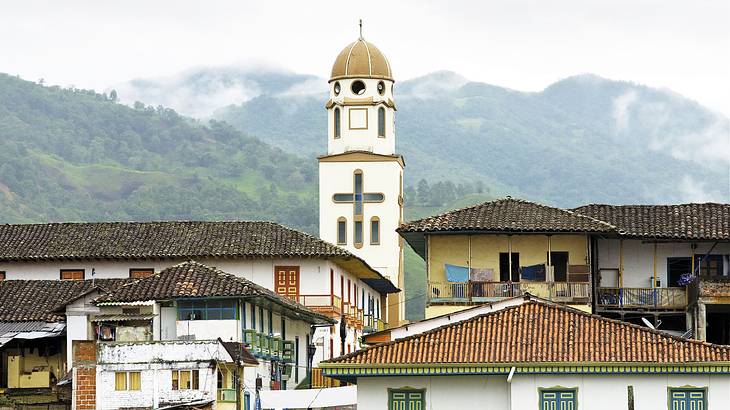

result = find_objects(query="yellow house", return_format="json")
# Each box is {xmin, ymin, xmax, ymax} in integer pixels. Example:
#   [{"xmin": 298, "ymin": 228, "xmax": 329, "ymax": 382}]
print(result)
[{"xmin": 398, "ymin": 198, "xmax": 615, "ymax": 319}]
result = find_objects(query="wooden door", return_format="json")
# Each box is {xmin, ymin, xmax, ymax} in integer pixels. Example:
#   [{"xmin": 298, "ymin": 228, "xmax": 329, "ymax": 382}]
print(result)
[{"xmin": 274, "ymin": 266, "xmax": 300, "ymax": 300}]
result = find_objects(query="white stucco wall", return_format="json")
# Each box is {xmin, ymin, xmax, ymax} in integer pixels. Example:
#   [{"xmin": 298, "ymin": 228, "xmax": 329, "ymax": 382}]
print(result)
[
  {"xmin": 356, "ymin": 373, "xmax": 730, "ymax": 410},
  {"xmin": 326, "ymin": 78, "xmax": 397, "ymax": 156},
  {"xmin": 319, "ymin": 161, "xmax": 403, "ymax": 284},
  {"xmin": 597, "ymin": 239, "xmax": 730, "ymax": 287}
]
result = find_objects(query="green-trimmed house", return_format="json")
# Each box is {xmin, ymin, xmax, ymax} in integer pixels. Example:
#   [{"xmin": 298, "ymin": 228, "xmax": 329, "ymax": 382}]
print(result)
[{"xmin": 321, "ymin": 300, "xmax": 730, "ymax": 409}]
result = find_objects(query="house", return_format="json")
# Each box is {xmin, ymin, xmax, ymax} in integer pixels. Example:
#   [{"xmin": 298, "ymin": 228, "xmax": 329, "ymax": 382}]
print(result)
[
  {"xmin": 0, "ymin": 278, "xmax": 129, "ymax": 406},
  {"xmin": 90, "ymin": 339, "xmax": 258, "ymax": 410},
  {"xmin": 321, "ymin": 300, "xmax": 730, "ymax": 410},
  {"xmin": 80, "ymin": 260, "xmax": 336, "ymax": 396},
  {"xmin": 398, "ymin": 198, "xmax": 614, "ymax": 319},
  {"xmin": 574, "ymin": 203, "xmax": 730, "ymax": 343},
  {"xmin": 0, "ymin": 221, "xmax": 399, "ymax": 365},
  {"xmin": 399, "ymin": 198, "xmax": 730, "ymax": 343}
]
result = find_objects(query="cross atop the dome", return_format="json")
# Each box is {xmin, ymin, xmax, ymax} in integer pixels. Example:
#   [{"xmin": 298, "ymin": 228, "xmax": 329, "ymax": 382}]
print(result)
[{"xmin": 359, "ymin": 19, "xmax": 363, "ymax": 40}]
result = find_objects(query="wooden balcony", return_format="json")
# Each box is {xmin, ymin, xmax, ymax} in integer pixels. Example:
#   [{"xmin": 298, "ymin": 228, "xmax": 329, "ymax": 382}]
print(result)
[
  {"xmin": 297, "ymin": 294, "xmax": 342, "ymax": 318},
  {"xmin": 596, "ymin": 287, "xmax": 687, "ymax": 310},
  {"xmin": 311, "ymin": 367, "xmax": 343, "ymax": 388},
  {"xmin": 427, "ymin": 281, "xmax": 591, "ymax": 305}
]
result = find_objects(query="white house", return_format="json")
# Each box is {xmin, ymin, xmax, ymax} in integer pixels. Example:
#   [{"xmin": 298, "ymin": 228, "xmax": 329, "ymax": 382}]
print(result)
[
  {"xmin": 94, "ymin": 339, "xmax": 258, "ymax": 410},
  {"xmin": 0, "ymin": 220, "xmax": 399, "ymax": 369},
  {"xmin": 321, "ymin": 300, "xmax": 730, "ymax": 410}
]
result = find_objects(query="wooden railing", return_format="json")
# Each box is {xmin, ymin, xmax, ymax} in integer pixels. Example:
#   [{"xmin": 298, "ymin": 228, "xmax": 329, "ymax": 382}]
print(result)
[
  {"xmin": 428, "ymin": 281, "xmax": 591, "ymax": 304},
  {"xmin": 297, "ymin": 294, "xmax": 342, "ymax": 318},
  {"xmin": 596, "ymin": 287, "xmax": 686, "ymax": 310},
  {"xmin": 311, "ymin": 367, "xmax": 341, "ymax": 388}
]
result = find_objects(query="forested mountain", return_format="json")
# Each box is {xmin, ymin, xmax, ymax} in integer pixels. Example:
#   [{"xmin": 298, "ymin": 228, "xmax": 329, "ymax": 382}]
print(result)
[
  {"xmin": 214, "ymin": 71, "xmax": 729, "ymax": 206},
  {"xmin": 0, "ymin": 73, "xmax": 318, "ymax": 232}
]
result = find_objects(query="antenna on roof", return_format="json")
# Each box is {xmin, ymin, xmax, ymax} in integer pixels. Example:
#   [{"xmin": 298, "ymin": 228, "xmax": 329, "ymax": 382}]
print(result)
[{"xmin": 359, "ymin": 19, "xmax": 363, "ymax": 40}]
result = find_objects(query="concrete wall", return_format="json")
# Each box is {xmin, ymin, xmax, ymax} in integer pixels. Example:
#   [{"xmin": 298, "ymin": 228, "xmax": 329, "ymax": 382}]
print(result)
[
  {"xmin": 356, "ymin": 373, "xmax": 730, "ymax": 410},
  {"xmin": 428, "ymin": 234, "xmax": 589, "ymax": 283},
  {"xmin": 596, "ymin": 239, "xmax": 730, "ymax": 288}
]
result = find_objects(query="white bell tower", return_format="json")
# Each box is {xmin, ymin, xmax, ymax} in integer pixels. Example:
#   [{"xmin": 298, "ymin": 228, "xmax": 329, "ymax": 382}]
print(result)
[{"xmin": 319, "ymin": 28, "xmax": 405, "ymax": 325}]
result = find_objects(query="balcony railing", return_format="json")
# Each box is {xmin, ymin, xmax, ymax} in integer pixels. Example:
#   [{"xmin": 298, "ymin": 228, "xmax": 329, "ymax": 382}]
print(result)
[
  {"xmin": 596, "ymin": 287, "xmax": 687, "ymax": 310},
  {"xmin": 427, "ymin": 281, "xmax": 591, "ymax": 304},
  {"xmin": 311, "ymin": 367, "xmax": 342, "ymax": 388},
  {"xmin": 297, "ymin": 294, "xmax": 342, "ymax": 318}
]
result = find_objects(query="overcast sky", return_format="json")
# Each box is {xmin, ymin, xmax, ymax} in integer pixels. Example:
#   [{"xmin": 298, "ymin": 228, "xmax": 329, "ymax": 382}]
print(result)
[{"xmin": 1, "ymin": 0, "xmax": 728, "ymax": 115}]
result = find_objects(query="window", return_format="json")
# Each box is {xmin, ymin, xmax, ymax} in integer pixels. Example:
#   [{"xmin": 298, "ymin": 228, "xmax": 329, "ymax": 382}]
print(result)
[
  {"xmin": 333, "ymin": 81, "xmax": 341, "ymax": 96},
  {"xmin": 177, "ymin": 299, "xmax": 237, "ymax": 320},
  {"xmin": 499, "ymin": 253, "xmax": 520, "ymax": 282},
  {"xmin": 251, "ymin": 303, "xmax": 256, "ymax": 329},
  {"xmin": 540, "ymin": 388, "xmax": 577, "ymax": 410},
  {"xmin": 370, "ymin": 217, "xmax": 380, "ymax": 245},
  {"xmin": 669, "ymin": 387, "xmax": 706, "ymax": 409},
  {"xmin": 695, "ymin": 255, "xmax": 724, "ymax": 276},
  {"xmin": 377, "ymin": 81, "xmax": 385, "ymax": 95},
  {"xmin": 259, "ymin": 306, "xmax": 264, "ymax": 332},
  {"xmin": 378, "ymin": 107, "xmax": 386, "ymax": 137},
  {"xmin": 129, "ymin": 268, "xmax": 154, "ymax": 279},
  {"xmin": 60, "ymin": 269, "xmax": 84, "ymax": 281},
  {"xmin": 334, "ymin": 108, "xmax": 341, "ymax": 138},
  {"xmin": 337, "ymin": 218, "xmax": 347, "ymax": 245},
  {"xmin": 354, "ymin": 171, "xmax": 363, "ymax": 216},
  {"xmin": 172, "ymin": 370, "xmax": 199, "ymax": 390},
  {"xmin": 115, "ymin": 371, "xmax": 141, "ymax": 391},
  {"xmin": 389, "ymin": 388, "xmax": 425, "ymax": 410},
  {"xmin": 0, "ymin": 271, "xmax": 5, "ymax": 281},
  {"xmin": 354, "ymin": 221, "xmax": 363, "ymax": 247},
  {"xmin": 351, "ymin": 80, "xmax": 366, "ymax": 95}
]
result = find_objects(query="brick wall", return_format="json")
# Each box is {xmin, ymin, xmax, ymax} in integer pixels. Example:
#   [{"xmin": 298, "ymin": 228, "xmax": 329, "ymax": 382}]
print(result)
[{"xmin": 73, "ymin": 340, "xmax": 97, "ymax": 410}]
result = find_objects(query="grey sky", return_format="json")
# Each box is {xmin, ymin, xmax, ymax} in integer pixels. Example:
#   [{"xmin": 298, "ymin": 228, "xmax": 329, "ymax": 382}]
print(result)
[{"xmin": 1, "ymin": 0, "xmax": 728, "ymax": 115}]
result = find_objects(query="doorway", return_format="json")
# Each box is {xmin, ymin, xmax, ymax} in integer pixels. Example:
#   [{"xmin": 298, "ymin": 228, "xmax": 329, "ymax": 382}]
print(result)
[{"xmin": 548, "ymin": 252, "xmax": 569, "ymax": 282}]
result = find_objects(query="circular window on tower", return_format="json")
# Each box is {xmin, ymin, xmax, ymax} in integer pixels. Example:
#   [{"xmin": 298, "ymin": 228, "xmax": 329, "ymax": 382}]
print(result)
[
  {"xmin": 333, "ymin": 82, "xmax": 341, "ymax": 96},
  {"xmin": 351, "ymin": 80, "xmax": 366, "ymax": 95},
  {"xmin": 377, "ymin": 81, "xmax": 385, "ymax": 95}
]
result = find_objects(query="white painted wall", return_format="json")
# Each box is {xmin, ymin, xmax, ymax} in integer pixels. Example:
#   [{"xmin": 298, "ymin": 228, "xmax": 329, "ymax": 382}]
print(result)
[
  {"xmin": 319, "ymin": 161, "xmax": 403, "ymax": 284},
  {"xmin": 176, "ymin": 319, "xmax": 239, "ymax": 342},
  {"xmin": 326, "ymin": 78, "xmax": 396, "ymax": 156},
  {"xmin": 356, "ymin": 373, "xmax": 730, "ymax": 410},
  {"xmin": 596, "ymin": 239, "xmax": 730, "ymax": 287}
]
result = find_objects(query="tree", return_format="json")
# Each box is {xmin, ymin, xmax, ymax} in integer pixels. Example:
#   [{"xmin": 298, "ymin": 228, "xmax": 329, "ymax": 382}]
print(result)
[
  {"xmin": 109, "ymin": 89, "xmax": 118, "ymax": 102},
  {"xmin": 416, "ymin": 179, "xmax": 430, "ymax": 204}
]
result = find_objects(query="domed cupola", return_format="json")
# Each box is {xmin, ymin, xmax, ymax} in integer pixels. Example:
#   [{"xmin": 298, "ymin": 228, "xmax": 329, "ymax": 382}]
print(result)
[{"xmin": 330, "ymin": 39, "xmax": 393, "ymax": 82}]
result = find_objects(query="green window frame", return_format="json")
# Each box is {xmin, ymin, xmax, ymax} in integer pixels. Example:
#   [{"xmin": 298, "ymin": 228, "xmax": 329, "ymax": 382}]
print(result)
[
  {"xmin": 389, "ymin": 388, "xmax": 425, "ymax": 410},
  {"xmin": 540, "ymin": 387, "xmax": 577, "ymax": 410},
  {"xmin": 177, "ymin": 299, "xmax": 238, "ymax": 320},
  {"xmin": 668, "ymin": 387, "xmax": 707, "ymax": 410}
]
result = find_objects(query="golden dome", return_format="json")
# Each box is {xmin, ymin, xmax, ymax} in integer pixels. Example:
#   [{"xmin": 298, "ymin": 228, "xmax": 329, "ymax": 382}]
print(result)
[{"xmin": 330, "ymin": 39, "xmax": 393, "ymax": 82}]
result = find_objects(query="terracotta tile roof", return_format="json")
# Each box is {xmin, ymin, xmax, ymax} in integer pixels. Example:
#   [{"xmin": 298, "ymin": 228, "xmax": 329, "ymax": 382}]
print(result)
[
  {"xmin": 96, "ymin": 260, "xmax": 335, "ymax": 325},
  {"xmin": 399, "ymin": 198, "xmax": 616, "ymax": 234},
  {"xmin": 0, "ymin": 278, "xmax": 130, "ymax": 322},
  {"xmin": 327, "ymin": 302, "xmax": 730, "ymax": 365},
  {"xmin": 573, "ymin": 203, "xmax": 730, "ymax": 241}
]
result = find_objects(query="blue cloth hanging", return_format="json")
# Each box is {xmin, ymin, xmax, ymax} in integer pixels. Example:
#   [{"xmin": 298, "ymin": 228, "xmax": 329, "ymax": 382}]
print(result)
[
  {"xmin": 521, "ymin": 264, "xmax": 546, "ymax": 281},
  {"xmin": 445, "ymin": 263, "xmax": 469, "ymax": 282}
]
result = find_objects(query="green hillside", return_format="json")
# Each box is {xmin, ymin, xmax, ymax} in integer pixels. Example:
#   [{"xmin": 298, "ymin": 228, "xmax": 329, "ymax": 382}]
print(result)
[
  {"xmin": 215, "ymin": 71, "xmax": 729, "ymax": 207},
  {"xmin": 0, "ymin": 74, "xmax": 318, "ymax": 231}
]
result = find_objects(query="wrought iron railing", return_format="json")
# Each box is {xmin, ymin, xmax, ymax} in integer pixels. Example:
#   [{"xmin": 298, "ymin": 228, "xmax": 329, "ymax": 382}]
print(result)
[
  {"xmin": 596, "ymin": 287, "xmax": 686, "ymax": 309},
  {"xmin": 427, "ymin": 281, "xmax": 591, "ymax": 304}
]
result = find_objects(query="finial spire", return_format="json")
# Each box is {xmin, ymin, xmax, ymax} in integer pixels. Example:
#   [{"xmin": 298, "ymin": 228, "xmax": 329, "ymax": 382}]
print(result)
[{"xmin": 359, "ymin": 19, "xmax": 363, "ymax": 40}]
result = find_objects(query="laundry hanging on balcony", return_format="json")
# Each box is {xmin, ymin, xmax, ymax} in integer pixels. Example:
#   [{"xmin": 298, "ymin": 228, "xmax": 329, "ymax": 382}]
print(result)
[
  {"xmin": 521, "ymin": 264, "xmax": 546, "ymax": 281},
  {"xmin": 470, "ymin": 267, "xmax": 493, "ymax": 282},
  {"xmin": 445, "ymin": 264, "xmax": 469, "ymax": 282}
]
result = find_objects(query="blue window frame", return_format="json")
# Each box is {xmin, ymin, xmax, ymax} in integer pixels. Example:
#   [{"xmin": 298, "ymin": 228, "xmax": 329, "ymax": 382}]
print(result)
[
  {"xmin": 251, "ymin": 303, "xmax": 256, "ymax": 329},
  {"xmin": 259, "ymin": 306, "xmax": 264, "ymax": 332},
  {"xmin": 177, "ymin": 299, "xmax": 237, "ymax": 320},
  {"xmin": 669, "ymin": 388, "xmax": 706, "ymax": 410},
  {"xmin": 540, "ymin": 388, "xmax": 577, "ymax": 410}
]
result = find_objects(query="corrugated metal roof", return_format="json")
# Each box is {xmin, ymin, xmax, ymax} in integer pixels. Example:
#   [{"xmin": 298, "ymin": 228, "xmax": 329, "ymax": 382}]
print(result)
[{"xmin": 91, "ymin": 314, "xmax": 156, "ymax": 322}]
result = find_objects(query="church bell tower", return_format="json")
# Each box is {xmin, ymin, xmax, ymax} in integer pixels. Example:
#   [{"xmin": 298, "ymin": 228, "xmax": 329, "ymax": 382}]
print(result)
[{"xmin": 319, "ymin": 28, "xmax": 405, "ymax": 326}]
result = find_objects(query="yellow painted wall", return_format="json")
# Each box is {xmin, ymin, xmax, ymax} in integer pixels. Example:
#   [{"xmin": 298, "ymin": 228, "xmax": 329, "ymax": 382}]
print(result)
[
  {"xmin": 428, "ymin": 234, "xmax": 589, "ymax": 282},
  {"xmin": 425, "ymin": 304, "xmax": 475, "ymax": 319},
  {"xmin": 6, "ymin": 347, "xmax": 64, "ymax": 388}
]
